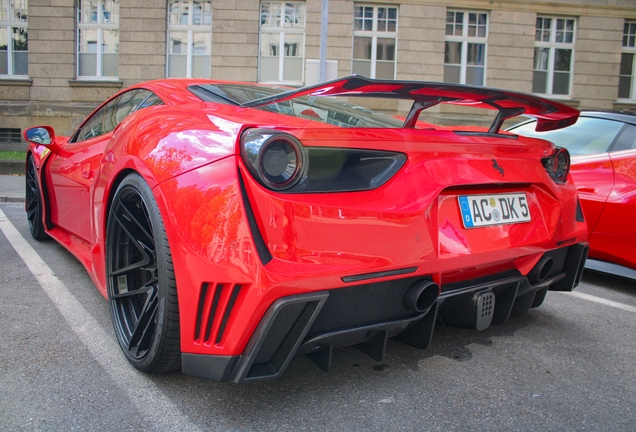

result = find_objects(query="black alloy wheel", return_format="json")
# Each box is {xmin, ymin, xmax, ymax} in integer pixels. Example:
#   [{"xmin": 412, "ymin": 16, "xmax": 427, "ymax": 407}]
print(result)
[
  {"xmin": 106, "ymin": 173, "xmax": 181, "ymax": 373},
  {"xmin": 25, "ymin": 157, "xmax": 48, "ymax": 240}
]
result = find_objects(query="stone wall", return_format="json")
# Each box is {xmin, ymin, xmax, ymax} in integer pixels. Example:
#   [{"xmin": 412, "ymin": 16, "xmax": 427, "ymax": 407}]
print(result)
[
  {"xmin": 210, "ymin": 0, "xmax": 259, "ymax": 82},
  {"xmin": 573, "ymin": 15, "xmax": 623, "ymax": 109},
  {"xmin": 396, "ymin": 3, "xmax": 445, "ymax": 82},
  {"xmin": 119, "ymin": 0, "xmax": 168, "ymax": 87},
  {"xmin": 1, "ymin": 0, "xmax": 636, "ymax": 136},
  {"xmin": 28, "ymin": 0, "xmax": 76, "ymax": 104},
  {"xmin": 486, "ymin": 10, "xmax": 535, "ymax": 93},
  {"xmin": 306, "ymin": 0, "xmax": 354, "ymax": 79}
]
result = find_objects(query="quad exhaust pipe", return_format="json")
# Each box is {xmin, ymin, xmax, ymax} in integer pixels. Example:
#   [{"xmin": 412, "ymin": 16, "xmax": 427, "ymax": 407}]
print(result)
[
  {"xmin": 404, "ymin": 280, "xmax": 439, "ymax": 313},
  {"xmin": 528, "ymin": 256, "xmax": 554, "ymax": 284}
]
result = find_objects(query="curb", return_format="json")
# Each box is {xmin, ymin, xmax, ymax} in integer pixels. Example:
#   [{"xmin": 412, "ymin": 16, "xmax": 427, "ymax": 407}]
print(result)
[
  {"xmin": 0, "ymin": 160, "xmax": 25, "ymax": 175},
  {"xmin": 1, "ymin": 196, "xmax": 25, "ymax": 203}
]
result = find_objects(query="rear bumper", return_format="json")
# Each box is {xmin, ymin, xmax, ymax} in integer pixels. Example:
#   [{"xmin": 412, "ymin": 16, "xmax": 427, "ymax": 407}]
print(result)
[{"xmin": 182, "ymin": 242, "xmax": 589, "ymax": 382}]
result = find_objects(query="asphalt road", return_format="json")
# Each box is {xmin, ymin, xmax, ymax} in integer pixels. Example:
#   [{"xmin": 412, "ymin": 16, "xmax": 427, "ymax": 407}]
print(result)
[{"xmin": 1, "ymin": 201, "xmax": 635, "ymax": 431}]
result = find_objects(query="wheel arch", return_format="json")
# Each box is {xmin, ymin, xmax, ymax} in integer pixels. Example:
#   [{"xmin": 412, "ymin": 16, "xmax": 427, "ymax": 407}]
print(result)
[
  {"xmin": 102, "ymin": 166, "xmax": 184, "ymax": 300},
  {"xmin": 26, "ymin": 149, "xmax": 55, "ymax": 231},
  {"xmin": 103, "ymin": 167, "xmax": 138, "ymax": 236}
]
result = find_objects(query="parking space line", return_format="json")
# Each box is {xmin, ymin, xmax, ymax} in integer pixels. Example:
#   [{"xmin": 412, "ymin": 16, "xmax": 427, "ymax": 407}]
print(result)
[
  {"xmin": 0, "ymin": 208, "xmax": 200, "ymax": 431},
  {"xmin": 564, "ymin": 291, "xmax": 636, "ymax": 315}
]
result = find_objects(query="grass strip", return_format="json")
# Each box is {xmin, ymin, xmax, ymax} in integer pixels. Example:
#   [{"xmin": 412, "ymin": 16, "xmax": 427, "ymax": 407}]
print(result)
[{"xmin": 0, "ymin": 151, "xmax": 26, "ymax": 161}]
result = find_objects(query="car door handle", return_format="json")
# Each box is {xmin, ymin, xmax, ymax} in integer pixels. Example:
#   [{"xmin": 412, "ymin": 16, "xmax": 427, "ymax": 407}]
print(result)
[
  {"xmin": 81, "ymin": 163, "xmax": 94, "ymax": 179},
  {"xmin": 577, "ymin": 187, "xmax": 597, "ymax": 194}
]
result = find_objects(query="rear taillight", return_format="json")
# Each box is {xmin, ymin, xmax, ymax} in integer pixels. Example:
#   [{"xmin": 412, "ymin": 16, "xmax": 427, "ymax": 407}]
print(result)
[
  {"xmin": 542, "ymin": 147, "xmax": 570, "ymax": 184},
  {"xmin": 241, "ymin": 129, "xmax": 306, "ymax": 191},
  {"xmin": 240, "ymin": 128, "xmax": 406, "ymax": 193}
]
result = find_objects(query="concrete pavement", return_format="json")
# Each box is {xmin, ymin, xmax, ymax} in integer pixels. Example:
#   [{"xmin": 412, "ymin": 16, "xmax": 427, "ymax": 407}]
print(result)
[
  {"xmin": 0, "ymin": 160, "xmax": 25, "ymax": 176},
  {"xmin": 0, "ymin": 174, "xmax": 25, "ymax": 203}
]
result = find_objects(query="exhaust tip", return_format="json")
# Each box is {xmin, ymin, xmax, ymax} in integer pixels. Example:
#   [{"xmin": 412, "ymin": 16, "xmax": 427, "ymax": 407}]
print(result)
[
  {"xmin": 404, "ymin": 280, "xmax": 439, "ymax": 313},
  {"xmin": 529, "ymin": 256, "xmax": 554, "ymax": 284}
]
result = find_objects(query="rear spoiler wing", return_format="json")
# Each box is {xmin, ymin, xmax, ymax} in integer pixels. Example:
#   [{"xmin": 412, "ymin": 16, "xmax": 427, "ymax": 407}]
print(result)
[{"xmin": 241, "ymin": 75, "xmax": 579, "ymax": 133}]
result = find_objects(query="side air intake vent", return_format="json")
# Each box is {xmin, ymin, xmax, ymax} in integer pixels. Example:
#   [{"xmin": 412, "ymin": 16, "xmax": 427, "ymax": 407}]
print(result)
[
  {"xmin": 232, "ymin": 292, "xmax": 328, "ymax": 382},
  {"xmin": 194, "ymin": 283, "xmax": 243, "ymax": 345}
]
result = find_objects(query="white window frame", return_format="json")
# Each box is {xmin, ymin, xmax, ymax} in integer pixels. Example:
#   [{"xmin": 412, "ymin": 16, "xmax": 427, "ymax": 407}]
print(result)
[
  {"xmin": 444, "ymin": 10, "xmax": 488, "ymax": 86},
  {"xmin": 166, "ymin": 0, "xmax": 212, "ymax": 78},
  {"xmin": 533, "ymin": 16, "xmax": 576, "ymax": 97},
  {"xmin": 352, "ymin": 4, "xmax": 398, "ymax": 80},
  {"xmin": 0, "ymin": 0, "xmax": 28, "ymax": 78},
  {"xmin": 619, "ymin": 20, "xmax": 636, "ymax": 101},
  {"xmin": 76, "ymin": 0, "xmax": 119, "ymax": 80},
  {"xmin": 258, "ymin": 1, "xmax": 306, "ymax": 85}
]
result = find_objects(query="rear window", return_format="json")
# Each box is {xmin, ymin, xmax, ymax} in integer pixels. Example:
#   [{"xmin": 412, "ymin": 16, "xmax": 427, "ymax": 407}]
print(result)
[
  {"xmin": 510, "ymin": 116, "xmax": 625, "ymax": 156},
  {"xmin": 189, "ymin": 83, "xmax": 404, "ymax": 128}
]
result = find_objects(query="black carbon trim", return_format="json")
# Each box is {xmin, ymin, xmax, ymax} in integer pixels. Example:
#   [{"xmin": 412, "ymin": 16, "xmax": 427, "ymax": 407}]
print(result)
[
  {"xmin": 204, "ymin": 283, "xmax": 223, "ymax": 341},
  {"xmin": 194, "ymin": 282, "xmax": 209, "ymax": 340},
  {"xmin": 181, "ymin": 353, "xmax": 239, "ymax": 382},
  {"xmin": 576, "ymin": 198, "xmax": 585, "ymax": 222},
  {"xmin": 38, "ymin": 156, "xmax": 55, "ymax": 230},
  {"xmin": 549, "ymin": 243, "xmax": 589, "ymax": 291},
  {"xmin": 342, "ymin": 267, "xmax": 418, "ymax": 283},
  {"xmin": 238, "ymin": 170, "xmax": 273, "ymax": 265},
  {"xmin": 216, "ymin": 284, "xmax": 242, "ymax": 343},
  {"xmin": 441, "ymin": 269, "xmax": 521, "ymax": 294},
  {"xmin": 231, "ymin": 291, "xmax": 329, "ymax": 382}
]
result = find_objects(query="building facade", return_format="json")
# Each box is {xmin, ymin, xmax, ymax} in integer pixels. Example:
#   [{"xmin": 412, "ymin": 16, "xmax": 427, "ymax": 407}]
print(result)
[{"xmin": 1, "ymin": 0, "xmax": 635, "ymax": 139}]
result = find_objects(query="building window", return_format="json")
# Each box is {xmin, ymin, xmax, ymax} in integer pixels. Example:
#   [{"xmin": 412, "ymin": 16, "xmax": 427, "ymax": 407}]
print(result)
[
  {"xmin": 444, "ymin": 10, "xmax": 487, "ymax": 86},
  {"xmin": 167, "ymin": 0, "xmax": 212, "ymax": 78},
  {"xmin": 533, "ymin": 16, "xmax": 575, "ymax": 96},
  {"xmin": 77, "ymin": 0, "xmax": 119, "ymax": 79},
  {"xmin": 0, "ymin": 0, "xmax": 28, "ymax": 77},
  {"xmin": 0, "ymin": 127, "xmax": 21, "ymax": 143},
  {"xmin": 259, "ymin": 1, "xmax": 306, "ymax": 84},
  {"xmin": 352, "ymin": 4, "xmax": 397, "ymax": 80},
  {"xmin": 619, "ymin": 21, "xmax": 636, "ymax": 100}
]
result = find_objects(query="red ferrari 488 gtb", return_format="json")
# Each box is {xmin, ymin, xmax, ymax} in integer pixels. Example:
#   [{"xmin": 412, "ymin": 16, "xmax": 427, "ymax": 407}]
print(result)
[{"xmin": 24, "ymin": 76, "xmax": 589, "ymax": 382}]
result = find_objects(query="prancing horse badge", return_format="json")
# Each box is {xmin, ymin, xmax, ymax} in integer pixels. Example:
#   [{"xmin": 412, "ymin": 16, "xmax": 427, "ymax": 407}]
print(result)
[{"xmin": 492, "ymin": 159, "xmax": 504, "ymax": 176}]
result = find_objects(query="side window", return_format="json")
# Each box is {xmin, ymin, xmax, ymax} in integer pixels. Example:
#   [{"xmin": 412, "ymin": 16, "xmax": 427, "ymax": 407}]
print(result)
[
  {"xmin": 511, "ymin": 117, "xmax": 625, "ymax": 156},
  {"xmin": 138, "ymin": 93, "xmax": 163, "ymax": 109},
  {"xmin": 71, "ymin": 89, "xmax": 163, "ymax": 143},
  {"xmin": 611, "ymin": 123, "xmax": 636, "ymax": 152},
  {"xmin": 113, "ymin": 89, "xmax": 153, "ymax": 124},
  {"xmin": 72, "ymin": 96, "xmax": 120, "ymax": 142}
]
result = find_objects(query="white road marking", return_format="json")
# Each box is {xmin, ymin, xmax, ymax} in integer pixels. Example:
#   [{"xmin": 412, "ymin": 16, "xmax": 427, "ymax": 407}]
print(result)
[
  {"xmin": 0, "ymin": 208, "xmax": 200, "ymax": 431},
  {"xmin": 564, "ymin": 291, "xmax": 636, "ymax": 315}
]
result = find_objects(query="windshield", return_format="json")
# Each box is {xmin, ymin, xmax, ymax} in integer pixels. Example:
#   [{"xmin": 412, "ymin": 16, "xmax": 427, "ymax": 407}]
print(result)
[{"xmin": 189, "ymin": 83, "xmax": 404, "ymax": 128}]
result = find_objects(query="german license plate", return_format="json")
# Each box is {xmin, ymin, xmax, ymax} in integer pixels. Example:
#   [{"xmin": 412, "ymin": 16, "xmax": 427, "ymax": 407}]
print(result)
[{"xmin": 458, "ymin": 193, "xmax": 531, "ymax": 228}]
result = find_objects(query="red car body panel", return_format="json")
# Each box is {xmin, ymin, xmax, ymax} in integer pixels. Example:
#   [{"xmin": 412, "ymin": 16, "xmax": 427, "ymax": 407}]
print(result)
[
  {"xmin": 571, "ymin": 153, "xmax": 614, "ymax": 233},
  {"xmin": 24, "ymin": 77, "xmax": 589, "ymax": 381},
  {"xmin": 573, "ymin": 149, "xmax": 636, "ymax": 270}
]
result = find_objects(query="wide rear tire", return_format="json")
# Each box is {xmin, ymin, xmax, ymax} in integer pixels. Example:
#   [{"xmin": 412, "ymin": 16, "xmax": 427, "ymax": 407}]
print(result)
[{"xmin": 106, "ymin": 173, "xmax": 181, "ymax": 373}]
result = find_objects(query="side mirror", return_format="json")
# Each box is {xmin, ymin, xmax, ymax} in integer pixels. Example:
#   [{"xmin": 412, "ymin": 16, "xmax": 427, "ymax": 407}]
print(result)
[
  {"xmin": 23, "ymin": 125, "xmax": 69, "ymax": 156},
  {"xmin": 24, "ymin": 126, "xmax": 55, "ymax": 146}
]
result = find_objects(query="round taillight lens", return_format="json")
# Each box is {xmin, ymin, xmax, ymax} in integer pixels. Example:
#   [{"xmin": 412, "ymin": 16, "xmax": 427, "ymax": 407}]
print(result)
[
  {"xmin": 553, "ymin": 147, "xmax": 570, "ymax": 183},
  {"xmin": 259, "ymin": 139, "xmax": 302, "ymax": 190},
  {"xmin": 241, "ymin": 129, "xmax": 305, "ymax": 191}
]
